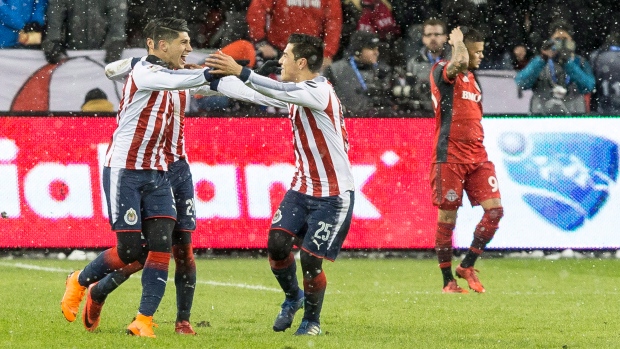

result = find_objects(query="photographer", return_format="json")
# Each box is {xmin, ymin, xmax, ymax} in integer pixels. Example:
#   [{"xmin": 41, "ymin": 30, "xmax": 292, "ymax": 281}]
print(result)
[
  {"xmin": 324, "ymin": 30, "xmax": 394, "ymax": 116},
  {"xmin": 515, "ymin": 20, "xmax": 595, "ymax": 115}
]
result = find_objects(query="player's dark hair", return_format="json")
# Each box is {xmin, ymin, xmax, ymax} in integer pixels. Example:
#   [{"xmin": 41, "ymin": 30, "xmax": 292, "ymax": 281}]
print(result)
[
  {"xmin": 288, "ymin": 34, "xmax": 324, "ymax": 73},
  {"xmin": 143, "ymin": 17, "xmax": 190, "ymax": 50},
  {"xmin": 463, "ymin": 27, "xmax": 484, "ymax": 44},
  {"xmin": 423, "ymin": 18, "xmax": 447, "ymax": 35}
]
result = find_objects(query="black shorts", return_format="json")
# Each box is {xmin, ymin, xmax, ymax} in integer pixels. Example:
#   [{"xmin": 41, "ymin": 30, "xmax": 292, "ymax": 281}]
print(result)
[
  {"xmin": 168, "ymin": 159, "xmax": 196, "ymax": 232},
  {"xmin": 270, "ymin": 190, "xmax": 355, "ymax": 261},
  {"xmin": 102, "ymin": 167, "xmax": 176, "ymax": 232}
]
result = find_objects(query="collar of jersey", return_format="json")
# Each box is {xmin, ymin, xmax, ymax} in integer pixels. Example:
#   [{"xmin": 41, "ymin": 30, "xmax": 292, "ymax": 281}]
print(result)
[{"xmin": 146, "ymin": 55, "xmax": 169, "ymax": 68}]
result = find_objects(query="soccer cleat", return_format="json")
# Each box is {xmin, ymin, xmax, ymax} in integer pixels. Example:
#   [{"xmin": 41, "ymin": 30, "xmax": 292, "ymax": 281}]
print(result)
[
  {"xmin": 442, "ymin": 280, "xmax": 469, "ymax": 294},
  {"xmin": 273, "ymin": 289, "xmax": 304, "ymax": 332},
  {"xmin": 61, "ymin": 270, "xmax": 87, "ymax": 322},
  {"xmin": 294, "ymin": 320, "xmax": 321, "ymax": 336},
  {"xmin": 175, "ymin": 320, "xmax": 197, "ymax": 335},
  {"xmin": 455, "ymin": 266, "xmax": 486, "ymax": 293},
  {"xmin": 126, "ymin": 314, "xmax": 159, "ymax": 338},
  {"xmin": 82, "ymin": 283, "xmax": 104, "ymax": 332}
]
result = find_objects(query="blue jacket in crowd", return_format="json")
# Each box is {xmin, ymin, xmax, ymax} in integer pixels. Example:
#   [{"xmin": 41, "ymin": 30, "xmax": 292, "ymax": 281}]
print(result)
[
  {"xmin": 515, "ymin": 55, "xmax": 596, "ymax": 115},
  {"xmin": 0, "ymin": 0, "xmax": 47, "ymax": 48}
]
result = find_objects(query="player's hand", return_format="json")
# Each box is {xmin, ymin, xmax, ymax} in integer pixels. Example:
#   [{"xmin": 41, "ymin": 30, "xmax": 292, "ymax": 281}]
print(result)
[
  {"xmin": 204, "ymin": 52, "xmax": 243, "ymax": 77},
  {"xmin": 448, "ymin": 26, "xmax": 464, "ymax": 46}
]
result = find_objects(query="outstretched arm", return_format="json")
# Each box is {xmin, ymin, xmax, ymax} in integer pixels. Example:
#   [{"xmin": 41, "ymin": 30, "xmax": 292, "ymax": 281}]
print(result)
[
  {"xmin": 205, "ymin": 52, "xmax": 327, "ymax": 110},
  {"xmin": 191, "ymin": 76, "xmax": 288, "ymax": 108}
]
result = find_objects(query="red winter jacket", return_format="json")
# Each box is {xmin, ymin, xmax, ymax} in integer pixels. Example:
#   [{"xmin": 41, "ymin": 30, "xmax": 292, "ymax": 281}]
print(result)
[
  {"xmin": 247, "ymin": 0, "xmax": 343, "ymax": 59},
  {"xmin": 357, "ymin": 0, "xmax": 400, "ymax": 40}
]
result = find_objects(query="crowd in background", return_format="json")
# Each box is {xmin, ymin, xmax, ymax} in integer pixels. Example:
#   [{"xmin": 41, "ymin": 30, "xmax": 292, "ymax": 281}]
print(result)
[{"xmin": 2, "ymin": 0, "xmax": 620, "ymax": 116}]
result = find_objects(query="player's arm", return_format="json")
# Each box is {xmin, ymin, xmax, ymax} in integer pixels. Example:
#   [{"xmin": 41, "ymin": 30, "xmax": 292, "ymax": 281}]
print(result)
[
  {"xmin": 105, "ymin": 57, "xmax": 142, "ymax": 81},
  {"xmin": 132, "ymin": 61, "xmax": 217, "ymax": 91},
  {"xmin": 205, "ymin": 53, "xmax": 326, "ymax": 109},
  {"xmin": 191, "ymin": 76, "xmax": 288, "ymax": 108},
  {"xmin": 445, "ymin": 26, "xmax": 468, "ymax": 80}
]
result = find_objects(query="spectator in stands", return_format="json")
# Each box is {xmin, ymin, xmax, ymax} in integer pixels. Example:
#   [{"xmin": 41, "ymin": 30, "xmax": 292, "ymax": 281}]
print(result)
[
  {"xmin": 125, "ymin": 0, "xmax": 214, "ymax": 49},
  {"xmin": 515, "ymin": 20, "xmax": 595, "ymax": 115},
  {"xmin": 0, "ymin": 0, "xmax": 46, "ymax": 48},
  {"xmin": 42, "ymin": 0, "xmax": 127, "ymax": 64},
  {"xmin": 357, "ymin": 0, "xmax": 400, "ymax": 42},
  {"xmin": 511, "ymin": 44, "xmax": 532, "ymax": 71},
  {"xmin": 590, "ymin": 31, "xmax": 620, "ymax": 114},
  {"xmin": 208, "ymin": 0, "xmax": 251, "ymax": 48},
  {"xmin": 398, "ymin": 18, "xmax": 449, "ymax": 113},
  {"xmin": 81, "ymin": 88, "xmax": 114, "ymax": 112},
  {"xmin": 324, "ymin": 30, "xmax": 393, "ymax": 116},
  {"xmin": 246, "ymin": 0, "xmax": 342, "ymax": 69},
  {"xmin": 356, "ymin": 0, "xmax": 401, "ymax": 66}
]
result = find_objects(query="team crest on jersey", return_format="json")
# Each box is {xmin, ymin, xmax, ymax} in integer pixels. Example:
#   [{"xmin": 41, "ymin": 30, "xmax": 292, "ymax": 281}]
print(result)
[
  {"xmin": 124, "ymin": 208, "xmax": 138, "ymax": 225},
  {"xmin": 445, "ymin": 189, "xmax": 459, "ymax": 202},
  {"xmin": 272, "ymin": 209, "xmax": 282, "ymax": 224}
]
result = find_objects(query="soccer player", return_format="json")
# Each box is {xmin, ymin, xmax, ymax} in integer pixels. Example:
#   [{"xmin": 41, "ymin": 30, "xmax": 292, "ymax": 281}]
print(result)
[
  {"xmin": 79, "ymin": 53, "xmax": 291, "ymax": 335},
  {"xmin": 205, "ymin": 34, "xmax": 355, "ymax": 336},
  {"xmin": 429, "ymin": 26, "xmax": 503, "ymax": 294},
  {"xmin": 60, "ymin": 17, "xmax": 218, "ymax": 338}
]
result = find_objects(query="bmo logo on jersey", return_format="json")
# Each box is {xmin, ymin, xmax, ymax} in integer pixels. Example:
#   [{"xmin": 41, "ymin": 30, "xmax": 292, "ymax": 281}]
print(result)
[
  {"xmin": 498, "ymin": 132, "xmax": 618, "ymax": 231},
  {"xmin": 461, "ymin": 91, "xmax": 481, "ymax": 102}
]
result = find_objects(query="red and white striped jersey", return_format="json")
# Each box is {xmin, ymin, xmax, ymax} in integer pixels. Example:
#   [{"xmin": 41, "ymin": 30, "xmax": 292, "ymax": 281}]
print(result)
[
  {"xmin": 223, "ymin": 70, "xmax": 355, "ymax": 197},
  {"xmin": 104, "ymin": 56, "xmax": 210, "ymax": 170}
]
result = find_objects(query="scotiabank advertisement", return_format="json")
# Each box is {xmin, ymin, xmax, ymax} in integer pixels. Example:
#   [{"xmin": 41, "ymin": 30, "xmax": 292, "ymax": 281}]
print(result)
[
  {"xmin": 0, "ymin": 117, "xmax": 437, "ymax": 249},
  {"xmin": 2, "ymin": 116, "xmax": 620, "ymax": 250}
]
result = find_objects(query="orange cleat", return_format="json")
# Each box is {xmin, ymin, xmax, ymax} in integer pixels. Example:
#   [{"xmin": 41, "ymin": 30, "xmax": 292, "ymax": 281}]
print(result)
[
  {"xmin": 442, "ymin": 280, "xmax": 469, "ymax": 294},
  {"xmin": 455, "ymin": 266, "xmax": 486, "ymax": 293},
  {"xmin": 61, "ymin": 271, "xmax": 87, "ymax": 322},
  {"xmin": 82, "ymin": 283, "xmax": 104, "ymax": 332},
  {"xmin": 126, "ymin": 314, "xmax": 158, "ymax": 338},
  {"xmin": 175, "ymin": 320, "xmax": 197, "ymax": 335}
]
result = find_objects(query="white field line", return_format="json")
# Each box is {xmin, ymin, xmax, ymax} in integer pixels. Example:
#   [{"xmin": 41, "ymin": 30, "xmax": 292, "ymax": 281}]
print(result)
[{"xmin": 0, "ymin": 261, "xmax": 280, "ymax": 292}]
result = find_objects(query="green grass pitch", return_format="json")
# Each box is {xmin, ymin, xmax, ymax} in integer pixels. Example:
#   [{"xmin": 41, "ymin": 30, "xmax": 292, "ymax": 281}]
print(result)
[{"xmin": 0, "ymin": 256, "xmax": 618, "ymax": 348}]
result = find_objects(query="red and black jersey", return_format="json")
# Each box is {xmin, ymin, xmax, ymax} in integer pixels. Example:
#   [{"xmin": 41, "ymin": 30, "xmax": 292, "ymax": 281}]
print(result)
[{"xmin": 429, "ymin": 61, "xmax": 488, "ymax": 164}]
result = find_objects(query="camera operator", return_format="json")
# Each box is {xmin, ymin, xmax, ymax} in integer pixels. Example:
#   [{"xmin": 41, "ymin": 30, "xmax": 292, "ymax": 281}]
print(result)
[
  {"xmin": 324, "ymin": 30, "xmax": 394, "ymax": 116},
  {"xmin": 515, "ymin": 20, "xmax": 595, "ymax": 115}
]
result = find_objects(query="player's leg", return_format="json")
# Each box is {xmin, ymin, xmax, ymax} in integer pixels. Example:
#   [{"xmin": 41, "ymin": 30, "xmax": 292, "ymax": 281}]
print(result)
[
  {"xmin": 430, "ymin": 163, "xmax": 468, "ymax": 293},
  {"xmin": 171, "ymin": 231, "xmax": 197, "ymax": 335},
  {"xmin": 83, "ymin": 259, "xmax": 145, "ymax": 331},
  {"xmin": 62, "ymin": 168, "xmax": 144, "ymax": 322},
  {"xmin": 126, "ymin": 171, "xmax": 176, "ymax": 337},
  {"xmin": 456, "ymin": 162, "xmax": 504, "ymax": 293},
  {"xmin": 296, "ymin": 251, "xmax": 324, "ymax": 336},
  {"xmin": 268, "ymin": 190, "xmax": 307, "ymax": 332},
  {"xmin": 167, "ymin": 159, "xmax": 198, "ymax": 335},
  {"xmin": 294, "ymin": 190, "xmax": 354, "ymax": 336}
]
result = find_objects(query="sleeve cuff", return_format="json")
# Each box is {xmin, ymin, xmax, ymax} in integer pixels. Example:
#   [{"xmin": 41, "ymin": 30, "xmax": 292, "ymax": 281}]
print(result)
[
  {"xmin": 239, "ymin": 67, "xmax": 252, "ymax": 82},
  {"xmin": 130, "ymin": 57, "xmax": 140, "ymax": 68},
  {"xmin": 210, "ymin": 79, "xmax": 220, "ymax": 91},
  {"xmin": 203, "ymin": 68, "xmax": 214, "ymax": 82}
]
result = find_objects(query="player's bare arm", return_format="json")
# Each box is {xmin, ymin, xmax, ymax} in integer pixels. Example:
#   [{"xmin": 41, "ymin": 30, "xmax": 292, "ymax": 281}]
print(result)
[
  {"xmin": 446, "ymin": 27, "xmax": 468, "ymax": 79},
  {"xmin": 204, "ymin": 52, "xmax": 243, "ymax": 77}
]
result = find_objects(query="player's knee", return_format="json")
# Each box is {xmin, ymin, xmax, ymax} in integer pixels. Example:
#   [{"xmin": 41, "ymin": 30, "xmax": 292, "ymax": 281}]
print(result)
[
  {"xmin": 267, "ymin": 229, "xmax": 294, "ymax": 260},
  {"xmin": 484, "ymin": 207, "xmax": 504, "ymax": 226},
  {"xmin": 143, "ymin": 218, "xmax": 175, "ymax": 252},
  {"xmin": 300, "ymin": 250, "xmax": 323, "ymax": 279},
  {"xmin": 116, "ymin": 245, "xmax": 145, "ymax": 264}
]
